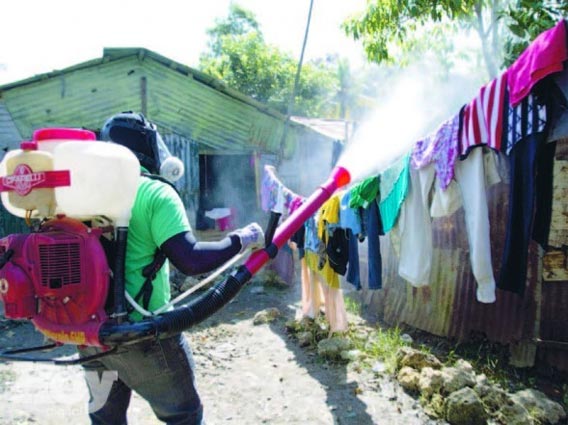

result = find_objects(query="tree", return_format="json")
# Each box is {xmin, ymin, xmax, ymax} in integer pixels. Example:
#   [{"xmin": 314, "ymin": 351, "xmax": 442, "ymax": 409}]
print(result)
[
  {"xmin": 342, "ymin": 0, "xmax": 505, "ymax": 79},
  {"xmin": 342, "ymin": 0, "xmax": 567, "ymax": 79},
  {"xmin": 205, "ymin": 4, "xmax": 261, "ymax": 57},
  {"xmin": 199, "ymin": 4, "xmax": 337, "ymax": 117}
]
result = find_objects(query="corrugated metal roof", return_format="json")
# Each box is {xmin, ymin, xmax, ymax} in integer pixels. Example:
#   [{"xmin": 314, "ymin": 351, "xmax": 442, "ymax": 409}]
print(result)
[
  {"xmin": 0, "ymin": 48, "xmax": 334, "ymax": 157},
  {"xmin": 290, "ymin": 116, "xmax": 354, "ymax": 141},
  {"xmin": 0, "ymin": 48, "xmax": 284, "ymax": 121}
]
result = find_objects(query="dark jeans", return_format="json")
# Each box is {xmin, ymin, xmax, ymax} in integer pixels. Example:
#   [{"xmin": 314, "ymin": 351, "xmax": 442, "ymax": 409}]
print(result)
[{"xmin": 79, "ymin": 333, "xmax": 203, "ymax": 425}]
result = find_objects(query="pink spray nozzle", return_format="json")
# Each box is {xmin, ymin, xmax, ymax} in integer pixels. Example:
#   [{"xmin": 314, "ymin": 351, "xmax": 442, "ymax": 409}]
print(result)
[{"xmin": 329, "ymin": 166, "xmax": 351, "ymax": 189}]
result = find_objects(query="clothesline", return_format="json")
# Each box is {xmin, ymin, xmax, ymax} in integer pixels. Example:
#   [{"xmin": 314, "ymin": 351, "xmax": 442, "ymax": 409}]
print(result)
[{"xmin": 259, "ymin": 18, "xmax": 568, "ymax": 307}]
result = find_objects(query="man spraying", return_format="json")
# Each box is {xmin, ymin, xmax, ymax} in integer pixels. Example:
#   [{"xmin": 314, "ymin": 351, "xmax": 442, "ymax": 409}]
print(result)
[{"xmin": 79, "ymin": 111, "xmax": 264, "ymax": 425}]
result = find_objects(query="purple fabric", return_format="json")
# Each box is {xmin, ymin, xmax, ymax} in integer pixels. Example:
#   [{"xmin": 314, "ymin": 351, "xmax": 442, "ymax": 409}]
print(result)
[
  {"xmin": 289, "ymin": 195, "xmax": 305, "ymax": 214},
  {"xmin": 261, "ymin": 167, "xmax": 278, "ymax": 212},
  {"xmin": 261, "ymin": 165, "xmax": 299, "ymax": 212},
  {"xmin": 266, "ymin": 244, "xmax": 295, "ymax": 286},
  {"xmin": 411, "ymin": 113, "xmax": 460, "ymax": 190}
]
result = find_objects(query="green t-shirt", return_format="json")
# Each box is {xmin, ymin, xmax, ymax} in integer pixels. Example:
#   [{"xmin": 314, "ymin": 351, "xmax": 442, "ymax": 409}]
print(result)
[{"xmin": 126, "ymin": 175, "xmax": 191, "ymax": 321}]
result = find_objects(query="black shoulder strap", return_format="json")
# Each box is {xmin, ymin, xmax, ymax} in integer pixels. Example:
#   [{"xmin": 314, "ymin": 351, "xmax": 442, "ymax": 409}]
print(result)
[{"xmin": 132, "ymin": 249, "xmax": 168, "ymax": 310}]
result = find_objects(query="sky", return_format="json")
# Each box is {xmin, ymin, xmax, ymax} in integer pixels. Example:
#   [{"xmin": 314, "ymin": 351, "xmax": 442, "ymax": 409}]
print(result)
[{"xmin": 0, "ymin": 0, "xmax": 368, "ymax": 86}]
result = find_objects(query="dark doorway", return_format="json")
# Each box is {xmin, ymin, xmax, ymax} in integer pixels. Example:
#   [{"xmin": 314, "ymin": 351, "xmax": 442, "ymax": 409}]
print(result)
[{"xmin": 197, "ymin": 154, "xmax": 258, "ymax": 230}]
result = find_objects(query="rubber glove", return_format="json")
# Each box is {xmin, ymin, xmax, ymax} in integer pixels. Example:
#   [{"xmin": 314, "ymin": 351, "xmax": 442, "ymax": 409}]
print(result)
[{"xmin": 230, "ymin": 223, "xmax": 265, "ymax": 253}]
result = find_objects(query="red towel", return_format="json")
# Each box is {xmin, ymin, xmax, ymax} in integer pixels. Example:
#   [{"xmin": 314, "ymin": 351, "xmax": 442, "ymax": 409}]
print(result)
[{"xmin": 507, "ymin": 19, "xmax": 567, "ymax": 107}]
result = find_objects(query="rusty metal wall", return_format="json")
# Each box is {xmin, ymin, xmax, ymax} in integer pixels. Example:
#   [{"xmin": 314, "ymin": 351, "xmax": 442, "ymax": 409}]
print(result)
[{"xmin": 538, "ymin": 145, "xmax": 568, "ymax": 371}]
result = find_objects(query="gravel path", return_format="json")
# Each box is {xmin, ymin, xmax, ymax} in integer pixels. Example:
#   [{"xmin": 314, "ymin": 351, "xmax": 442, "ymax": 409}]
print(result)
[{"xmin": 0, "ymin": 276, "xmax": 443, "ymax": 424}]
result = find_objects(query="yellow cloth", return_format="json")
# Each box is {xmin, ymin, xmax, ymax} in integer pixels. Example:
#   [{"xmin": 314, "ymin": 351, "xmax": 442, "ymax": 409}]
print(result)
[
  {"xmin": 310, "ymin": 195, "xmax": 342, "ymax": 289},
  {"xmin": 305, "ymin": 251, "xmax": 339, "ymax": 289},
  {"xmin": 317, "ymin": 195, "xmax": 341, "ymax": 239}
]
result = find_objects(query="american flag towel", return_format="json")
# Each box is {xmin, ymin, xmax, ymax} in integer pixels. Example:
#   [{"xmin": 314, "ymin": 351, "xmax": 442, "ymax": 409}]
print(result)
[{"xmin": 459, "ymin": 71, "xmax": 508, "ymax": 157}]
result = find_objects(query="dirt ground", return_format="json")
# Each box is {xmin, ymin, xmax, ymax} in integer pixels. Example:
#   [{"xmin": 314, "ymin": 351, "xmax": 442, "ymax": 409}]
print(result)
[{"xmin": 0, "ymin": 274, "xmax": 446, "ymax": 425}]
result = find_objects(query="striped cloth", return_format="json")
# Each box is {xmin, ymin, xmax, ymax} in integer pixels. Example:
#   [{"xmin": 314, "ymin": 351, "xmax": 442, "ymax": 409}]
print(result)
[
  {"xmin": 502, "ymin": 92, "xmax": 547, "ymax": 155},
  {"xmin": 459, "ymin": 71, "xmax": 508, "ymax": 157}
]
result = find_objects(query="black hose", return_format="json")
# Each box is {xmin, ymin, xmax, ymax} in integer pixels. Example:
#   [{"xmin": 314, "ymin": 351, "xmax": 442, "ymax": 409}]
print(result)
[
  {"xmin": 99, "ymin": 265, "xmax": 252, "ymax": 345},
  {"xmin": 112, "ymin": 227, "xmax": 129, "ymax": 322}
]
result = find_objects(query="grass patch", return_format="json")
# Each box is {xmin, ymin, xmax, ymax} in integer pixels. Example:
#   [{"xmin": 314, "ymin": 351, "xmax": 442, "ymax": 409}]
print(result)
[
  {"xmin": 344, "ymin": 295, "xmax": 362, "ymax": 316},
  {"xmin": 347, "ymin": 325, "xmax": 410, "ymax": 373}
]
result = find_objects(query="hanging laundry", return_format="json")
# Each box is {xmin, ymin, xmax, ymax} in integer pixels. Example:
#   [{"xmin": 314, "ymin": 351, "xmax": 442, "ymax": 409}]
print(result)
[
  {"xmin": 411, "ymin": 112, "xmax": 460, "ymax": 190},
  {"xmin": 304, "ymin": 215, "xmax": 323, "ymax": 255},
  {"xmin": 348, "ymin": 175, "xmax": 380, "ymax": 209},
  {"xmin": 262, "ymin": 166, "xmax": 348, "ymax": 332},
  {"xmin": 507, "ymin": 19, "xmax": 568, "ymax": 107},
  {"xmin": 261, "ymin": 165, "xmax": 299, "ymax": 213},
  {"xmin": 430, "ymin": 149, "xmax": 501, "ymax": 218},
  {"xmin": 460, "ymin": 72, "xmax": 508, "ymax": 157},
  {"xmin": 340, "ymin": 191, "xmax": 363, "ymax": 235},
  {"xmin": 379, "ymin": 153, "xmax": 410, "ymax": 233},
  {"xmin": 318, "ymin": 195, "xmax": 349, "ymax": 276},
  {"xmin": 398, "ymin": 164, "xmax": 436, "ymax": 288},
  {"xmin": 364, "ymin": 199, "xmax": 383, "ymax": 290},
  {"xmin": 340, "ymin": 191, "xmax": 363, "ymax": 290},
  {"xmin": 430, "ymin": 179, "xmax": 462, "ymax": 218},
  {"xmin": 454, "ymin": 148, "xmax": 498, "ymax": 303},
  {"xmin": 317, "ymin": 195, "xmax": 341, "ymax": 240},
  {"xmin": 498, "ymin": 133, "xmax": 556, "ymax": 296},
  {"xmin": 498, "ymin": 74, "xmax": 563, "ymax": 296},
  {"xmin": 344, "ymin": 230, "xmax": 361, "ymax": 290},
  {"xmin": 319, "ymin": 281, "xmax": 349, "ymax": 334},
  {"xmin": 299, "ymin": 259, "xmax": 325, "ymax": 319},
  {"xmin": 547, "ymin": 69, "xmax": 568, "ymax": 143},
  {"xmin": 502, "ymin": 91, "xmax": 547, "ymax": 155},
  {"xmin": 310, "ymin": 200, "xmax": 350, "ymax": 333},
  {"xmin": 398, "ymin": 149, "xmax": 499, "ymax": 303},
  {"xmin": 304, "ymin": 249, "xmax": 348, "ymax": 333},
  {"xmin": 326, "ymin": 227, "xmax": 349, "ymax": 276},
  {"xmin": 289, "ymin": 210, "xmax": 325, "ymax": 319}
]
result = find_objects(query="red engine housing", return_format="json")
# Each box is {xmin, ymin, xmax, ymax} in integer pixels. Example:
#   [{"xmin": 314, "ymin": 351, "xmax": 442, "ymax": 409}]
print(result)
[{"xmin": 0, "ymin": 217, "xmax": 110, "ymax": 346}]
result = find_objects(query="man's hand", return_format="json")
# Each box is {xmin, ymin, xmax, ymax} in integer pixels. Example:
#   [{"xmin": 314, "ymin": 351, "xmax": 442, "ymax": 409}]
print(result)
[{"xmin": 231, "ymin": 223, "xmax": 265, "ymax": 253}]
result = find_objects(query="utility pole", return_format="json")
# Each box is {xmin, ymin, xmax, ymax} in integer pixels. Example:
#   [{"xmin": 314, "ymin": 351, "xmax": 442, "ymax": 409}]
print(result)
[{"xmin": 278, "ymin": 0, "xmax": 314, "ymax": 164}]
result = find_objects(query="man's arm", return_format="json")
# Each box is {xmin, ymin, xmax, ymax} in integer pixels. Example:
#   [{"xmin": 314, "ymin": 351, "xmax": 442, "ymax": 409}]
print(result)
[{"xmin": 161, "ymin": 223, "xmax": 264, "ymax": 276}]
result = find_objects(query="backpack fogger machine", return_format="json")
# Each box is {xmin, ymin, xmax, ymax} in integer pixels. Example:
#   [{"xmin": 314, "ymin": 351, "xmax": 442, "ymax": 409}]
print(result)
[{"xmin": 0, "ymin": 128, "xmax": 351, "ymax": 365}]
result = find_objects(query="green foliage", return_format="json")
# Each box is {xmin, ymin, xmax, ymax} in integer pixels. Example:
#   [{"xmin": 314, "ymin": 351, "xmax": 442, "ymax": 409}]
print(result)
[
  {"xmin": 344, "ymin": 295, "xmax": 362, "ymax": 315},
  {"xmin": 342, "ymin": 0, "xmax": 479, "ymax": 65},
  {"xmin": 205, "ymin": 4, "xmax": 261, "ymax": 57},
  {"xmin": 199, "ymin": 4, "xmax": 339, "ymax": 118},
  {"xmin": 344, "ymin": 0, "xmax": 568, "ymax": 78}
]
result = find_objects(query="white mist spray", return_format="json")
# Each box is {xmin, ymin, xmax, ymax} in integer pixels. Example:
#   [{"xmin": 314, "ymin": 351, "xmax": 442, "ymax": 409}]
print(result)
[{"xmin": 337, "ymin": 63, "xmax": 479, "ymax": 185}]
